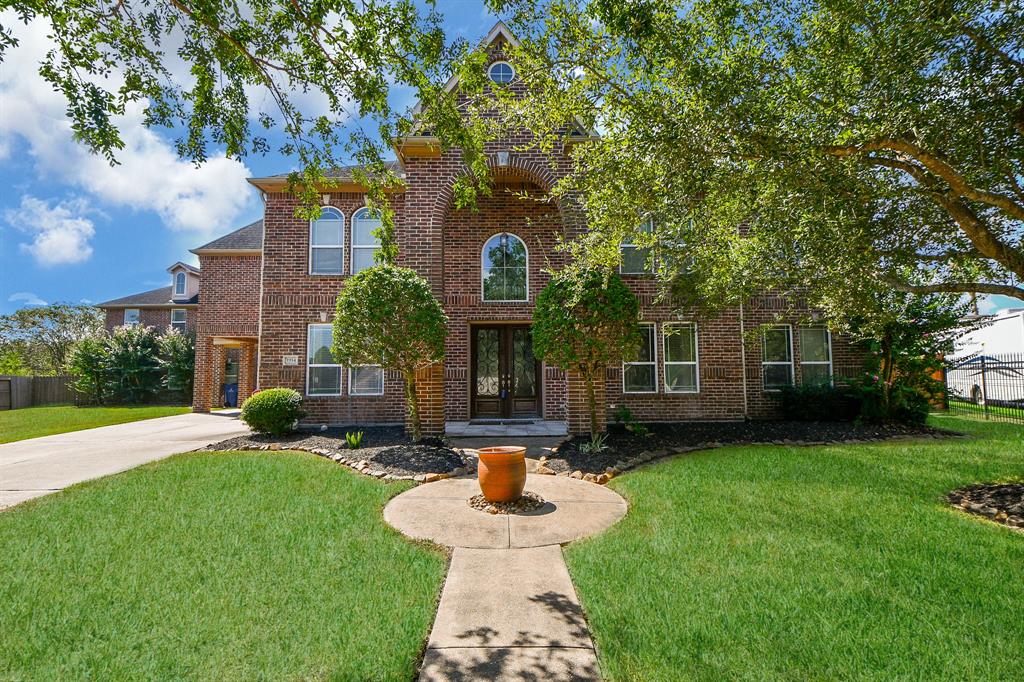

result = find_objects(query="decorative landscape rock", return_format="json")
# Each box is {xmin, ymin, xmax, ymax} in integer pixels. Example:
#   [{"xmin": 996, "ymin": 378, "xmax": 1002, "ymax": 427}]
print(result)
[
  {"xmin": 948, "ymin": 483, "xmax": 1024, "ymax": 531},
  {"xmin": 468, "ymin": 491, "xmax": 546, "ymax": 515}
]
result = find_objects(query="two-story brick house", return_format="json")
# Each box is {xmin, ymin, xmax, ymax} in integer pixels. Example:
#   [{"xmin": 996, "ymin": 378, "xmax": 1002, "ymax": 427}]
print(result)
[
  {"xmin": 97, "ymin": 262, "xmax": 200, "ymax": 333},
  {"xmin": 190, "ymin": 22, "xmax": 865, "ymax": 432}
]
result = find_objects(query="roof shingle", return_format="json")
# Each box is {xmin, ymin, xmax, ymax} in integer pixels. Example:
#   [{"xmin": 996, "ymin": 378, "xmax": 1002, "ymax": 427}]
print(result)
[
  {"xmin": 191, "ymin": 219, "xmax": 264, "ymax": 253},
  {"xmin": 97, "ymin": 286, "xmax": 198, "ymax": 308}
]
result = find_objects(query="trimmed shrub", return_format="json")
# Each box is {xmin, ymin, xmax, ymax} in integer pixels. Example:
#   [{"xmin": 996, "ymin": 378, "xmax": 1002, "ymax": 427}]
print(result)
[
  {"xmin": 779, "ymin": 383, "xmax": 860, "ymax": 422},
  {"xmin": 106, "ymin": 325, "xmax": 163, "ymax": 403},
  {"xmin": 158, "ymin": 329, "xmax": 195, "ymax": 400},
  {"xmin": 240, "ymin": 388, "xmax": 305, "ymax": 436}
]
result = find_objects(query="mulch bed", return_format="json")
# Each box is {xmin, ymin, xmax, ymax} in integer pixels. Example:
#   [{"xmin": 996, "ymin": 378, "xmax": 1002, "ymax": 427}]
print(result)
[
  {"xmin": 206, "ymin": 425, "xmax": 473, "ymax": 479},
  {"xmin": 548, "ymin": 421, "xmax": 958, "ymax": 475},
  {"xmin": 948, "ymin": 483, "xmax": 1024, "ymax": 531}
]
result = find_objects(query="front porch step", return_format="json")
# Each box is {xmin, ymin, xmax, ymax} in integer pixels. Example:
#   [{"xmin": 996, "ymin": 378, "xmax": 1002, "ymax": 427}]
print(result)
[{"xmin": 445, "ymin": 420, "xmax": 568, "ymax": 437}]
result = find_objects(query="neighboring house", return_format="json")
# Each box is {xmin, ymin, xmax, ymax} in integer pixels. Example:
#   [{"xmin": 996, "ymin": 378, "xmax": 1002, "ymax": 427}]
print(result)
[
  {"xmin": 951, "ymin": 309, "xmax": 1024, "ymax": 358},
  {"xmin": 186, "ymin": 21, "xmax": 866, "ymax": 431},
  {"xmin": 97, "ymin": 262, "xmax": 200, "ymax": 332},
  {"xmin": 946, "ymin": 310, "xmax": 1024, "ymax": 406}
]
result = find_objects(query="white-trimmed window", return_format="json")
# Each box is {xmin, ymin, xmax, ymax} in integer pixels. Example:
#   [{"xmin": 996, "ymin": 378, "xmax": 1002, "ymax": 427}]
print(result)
[
  {"xmin": 481, "ymin": 233, "xmax": 528, "ymax": 302},
  {"xmin": 310, "ymin": 207, "xmax": 345, "ymax": 275},
  {"xmin": 762, "ymin": 325, "xmax": 794, "ymax": 390},
  {"xmin": 800, "ymin": 328, "xmax": 833, "ymax": 386},
  {"xmin": 488, "ymin": 61, "xmax": 515, "ymax": 84},
  {"xmin": 349, "ymin": 365, "xmax": 384, "ymax": 396},
  {"xmin": 351, "ymin": 207, "xmax": 382, "ymax": 274},
  {"xmin": 124, "ymin": 308, "xmax": 140, "ymax": 326},
  {"xmin": 307, "ymin": 324, "xmax": 342, "ymax": 395},
  {"xmin": 174, "ymin": 271, "xmax": 186, "ymax": 297},
  {"xmin": 170, "ymin": 309, "xmax": 187, "ymax": 332},
  {"xmin": 620, "ymin": 218, "xmax": 654, "ymax": 275},
  {"xmin": 623, "ymin": 323, "xmax": 657, "ymax": 393},
  {"xmin": 663, "ymin": 323, "xmax": 699, "ymax": 393}
]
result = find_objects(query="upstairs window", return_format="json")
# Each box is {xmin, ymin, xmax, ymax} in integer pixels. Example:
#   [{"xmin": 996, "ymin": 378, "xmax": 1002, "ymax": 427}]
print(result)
[
  {"xmin": 762, "ymin": 325, "xmax": 794, "ymax": 390},
  {"xmin": 620, "ymin": 218, "xmax": 654, "ymax": 275},
  {"xmin": 488, "ymin": 61, "xmax": 515, "ymax": 84},
  {"xmin": 174, "ymin": 272, "xmax": 186, "ymax": 297},
  {"xmin": 623, "ymin": 323, "xmax": 657, "ymax": 393},
  {"xmin": 351, "ymin": 207, "xmax": 382, "ymax": 274},
  {"xmin": 481, "ymin": 233, "xmax": 528, "ymax": 302},
  {"xmin": 310, "ymin": 207, "xmax": 344, "ymax": 275},
  {"xmin": 663, "ymin": 323, "xmax": 699, "ymax": 393},
  {"xmin": 170, "ymin": 309, "xmax": 187, "ymax": 332},
  {"xmin": 307, "ymin": 324, "xmax": 341, "ymax": 395},
  {"xmin": 799, "ymin": 328, "xmax": 833, "ymax": 386},
  {"xmin": 124, "ymin": 309, "xmax": 140, "ymax": 326}
]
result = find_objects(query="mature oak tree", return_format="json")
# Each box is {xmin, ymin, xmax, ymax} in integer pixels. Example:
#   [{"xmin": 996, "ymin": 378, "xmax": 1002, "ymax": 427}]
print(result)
[{"xmin": 490, "ymin": 0, "xmax": 1024, "ymax": 318}]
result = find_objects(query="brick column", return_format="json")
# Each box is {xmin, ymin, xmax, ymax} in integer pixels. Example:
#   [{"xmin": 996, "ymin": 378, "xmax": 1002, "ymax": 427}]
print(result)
[
  {"xmin": 407, "ymin": 362, "xmax": 445, "ymax": 438},
  {"xmin": 193, "ymin": 337, "xmax": 214, "ymax": 412},
  {"xmin": 566, "ymin": 369, "xmax": 607, "ymax": 436},
  {"xmin": 238, "ymin": 343, "xmax": 255, "ymax": 405}
]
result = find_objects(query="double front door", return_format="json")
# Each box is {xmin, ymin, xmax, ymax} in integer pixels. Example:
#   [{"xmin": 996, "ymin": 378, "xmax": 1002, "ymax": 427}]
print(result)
[{"xmin": 471, "ymin": 325, "xmax": 540, "ymax": 419}]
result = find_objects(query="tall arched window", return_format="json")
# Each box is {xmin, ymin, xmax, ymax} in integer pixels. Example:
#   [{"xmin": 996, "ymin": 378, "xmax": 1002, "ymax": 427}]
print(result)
[
  {"xmin": 351, "ymin": 207, "xmax": 382, "ymax": 274},
  {"xmin": 310, "ymin": 207, "xmax": 344, "ymax": 275},
  {"xmin": 174, "ymin": 271, "xmax": 186, "ymax": 296},
  {"xmin": 481, "ymin": 233, "xmax": 528, "ymax": 302}
]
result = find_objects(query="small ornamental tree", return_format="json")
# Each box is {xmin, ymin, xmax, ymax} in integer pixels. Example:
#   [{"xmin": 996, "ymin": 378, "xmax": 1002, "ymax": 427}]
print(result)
[
  {"xmin": 533, "ymin": 269, "xmax": 641, "ymax": 436},
  {"xmin": 333, "ymin": 266, "xmax": 447, "ymax": 441},
  {"xmin": 105, "ymin": 324, "xmax": 163, "ymax": 403},
  {"xmin": 158, "ymin": 329, "xmax": 196, "ymax": 400}
]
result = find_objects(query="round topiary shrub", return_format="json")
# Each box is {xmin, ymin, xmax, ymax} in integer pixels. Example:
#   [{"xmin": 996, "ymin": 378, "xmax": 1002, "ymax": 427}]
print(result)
[{"xmin": 240, "ymin": 388, "xmax": 305, "ymax": 436}]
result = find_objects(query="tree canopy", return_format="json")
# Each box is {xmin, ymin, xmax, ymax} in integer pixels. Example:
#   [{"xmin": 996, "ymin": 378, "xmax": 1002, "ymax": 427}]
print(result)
[
  {"xmin": 491, "ymin": 0, "xmax": 1024, "ymax": 318},
  {"xmin": 0, "ymin": 303, "xmax": 104, "ymax": 375}
]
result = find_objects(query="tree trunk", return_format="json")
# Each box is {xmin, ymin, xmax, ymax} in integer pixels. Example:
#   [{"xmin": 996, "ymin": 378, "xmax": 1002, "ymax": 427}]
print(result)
[{"xmin": 403, "ymin": 369, "xmax": 421, "ymax": 442}]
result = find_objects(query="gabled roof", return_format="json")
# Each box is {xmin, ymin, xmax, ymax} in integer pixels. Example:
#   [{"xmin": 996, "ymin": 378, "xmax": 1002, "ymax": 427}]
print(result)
[
  {"xmin": 190, "ymin": 219, "xmax": 264, "ymax": 254},
  {"xmin": 96, "ymin": 286, "xmax": 199, "ymax": 308},
  {"xmin": 246, "ymin": 161, "xmax": 405, "ymax": 194},
  {"xmin": 166, "ymin": 261, "xmax": 200, "ymax": 274}
]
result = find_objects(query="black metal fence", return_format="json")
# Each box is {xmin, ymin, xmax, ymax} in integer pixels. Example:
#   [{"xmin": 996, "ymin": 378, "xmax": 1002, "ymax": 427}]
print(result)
[{"xmin": 945, "ymin": 353, "xmax": 1024, "ymax": 424}]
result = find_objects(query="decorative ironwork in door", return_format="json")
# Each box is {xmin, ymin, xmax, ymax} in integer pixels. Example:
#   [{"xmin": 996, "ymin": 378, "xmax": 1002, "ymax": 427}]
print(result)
[{"xmin": 471, "ymin": 325, "xmax": 540, "ymax": 418}]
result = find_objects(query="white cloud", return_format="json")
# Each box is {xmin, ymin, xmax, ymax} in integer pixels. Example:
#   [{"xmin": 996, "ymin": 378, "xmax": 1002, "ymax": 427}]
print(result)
[
  {"xmin": 4, "ymin": 195, "xmax": 96, "ymax": 266},
  {"xmin": 8, "ymin": 292, "xmax": 48, "ymax": 306},
  {"xmin": 0, "ymin": 15, "xmax": 254, "ymax": 236}
]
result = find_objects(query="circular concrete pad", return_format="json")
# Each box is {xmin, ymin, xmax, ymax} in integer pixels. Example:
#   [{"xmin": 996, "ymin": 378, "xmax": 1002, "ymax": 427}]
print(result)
[{"xmin": 384, "ymin": 474, "xmax": 627, "ymax": 549}]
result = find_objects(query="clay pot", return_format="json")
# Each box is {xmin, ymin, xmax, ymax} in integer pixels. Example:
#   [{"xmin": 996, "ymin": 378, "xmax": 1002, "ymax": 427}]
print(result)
[{"xmin": 477, "ymin": 446, "xmax": 527, "ymax": 503}]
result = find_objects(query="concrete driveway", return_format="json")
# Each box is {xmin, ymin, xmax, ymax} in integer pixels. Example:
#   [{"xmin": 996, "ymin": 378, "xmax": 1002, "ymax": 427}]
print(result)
[{"xmin": 0, "ymin": 411, "xmax": 250, "ymax": 510}]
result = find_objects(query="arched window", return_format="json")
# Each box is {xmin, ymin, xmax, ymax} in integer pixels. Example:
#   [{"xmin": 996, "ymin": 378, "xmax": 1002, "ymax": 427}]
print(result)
[
  {"xmin": 481, "ymin": 233, "xmax": 528, "ymax": 302},
  {"xmin": 351, "ymin": 207, "xmax": 382, "ymax": 274},
  {"xmin": 310, "ymin": 207, "xmax": 344, "ymax": 275},
  {"xmin": 488, "ymin": 61, "xmax": 515, "ymax": 84},
  {"xmin": 174, "ymin": 271, "xmax": 186, "ymax": 296}
]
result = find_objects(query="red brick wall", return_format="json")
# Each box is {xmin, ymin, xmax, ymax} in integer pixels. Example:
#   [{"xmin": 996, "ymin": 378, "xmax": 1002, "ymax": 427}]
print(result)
[{"xmin": 103, "ymin": 307, "xmax": 196, "ymax": 333}]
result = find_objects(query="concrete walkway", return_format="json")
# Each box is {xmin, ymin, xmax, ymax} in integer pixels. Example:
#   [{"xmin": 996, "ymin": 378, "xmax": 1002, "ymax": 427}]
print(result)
[
  {"xmin": 0, "ymin": 411, "xmax": 250, "ymax": 510},
  {"xmin": 385, "ymin": 474, "xmax": 627, "ymax": 681}
]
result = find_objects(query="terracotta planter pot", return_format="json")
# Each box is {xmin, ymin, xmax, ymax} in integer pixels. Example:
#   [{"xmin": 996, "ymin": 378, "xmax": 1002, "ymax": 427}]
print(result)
[{"xmin": 477, "ymin": 446, "xmax": 527, "ymax": 503}]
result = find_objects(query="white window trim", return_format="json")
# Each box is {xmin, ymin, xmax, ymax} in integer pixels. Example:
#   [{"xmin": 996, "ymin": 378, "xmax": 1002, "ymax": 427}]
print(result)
[
  {"xmin": 480, "ymin": 232, "xmax": 530, "ymax": 303},
  {"xmin": 799, "ymin": 328, "xmax": 834, "ymax": 386},
  {"xmin": 306, "ymin": 323, "xmax": 342, "ymax": 396},
  {"xmin": 619, "ymin": 217, "xmax": 655, "ymax": 275},
  {"xmin": 762, "ymin": 324, "xmax": 794, "ymax": 391},
  {"xmin": 663, "ymin": 322, "xmax": 700, "ymax": 394},
  {"xmin": 124, "ymin": 308, "xmax": 140, "ymax": 326},
  {"xmin": 348, "ymin": 365, "xmax": 384, "ymax": 396},
  {"xmin": 174, "ymin": 271, "xmax": 186, "ymax": 296},
  {"xmin": 309, "ymin": 207, "xmax": 345, "ymax": 276},
  {"xmin": 351, "ymin": 206, "xmax": 382, "ymax": 275},
  {"xmin": 488, "ymin": 60, "xmax": 515, "ymax": 84},
  {"xmin": 170, "ymin": 309, "xmax": 187, "ymax": 331},
  {"xmin": 623, "ymin": 322, "xmax": 659, "ymax": 394}
]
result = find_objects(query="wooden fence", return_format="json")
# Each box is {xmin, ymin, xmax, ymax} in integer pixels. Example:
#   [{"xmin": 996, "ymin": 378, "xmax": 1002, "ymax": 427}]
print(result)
[{"xmin": 0, "ymin": 375, "xmax": 76, "ymax": 410}]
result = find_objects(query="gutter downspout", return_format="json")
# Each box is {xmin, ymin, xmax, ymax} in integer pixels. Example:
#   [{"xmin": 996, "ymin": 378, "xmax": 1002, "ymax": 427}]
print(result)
[{"xmin": 739, "ymin": 301, "xmax": 749, "ymax": 419}]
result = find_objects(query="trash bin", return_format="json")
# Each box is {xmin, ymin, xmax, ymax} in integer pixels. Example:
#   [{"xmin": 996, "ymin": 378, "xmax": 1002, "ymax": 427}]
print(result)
[{"xmin": 224, "ymin": 383, "xmax": 239, "ymax": 407}]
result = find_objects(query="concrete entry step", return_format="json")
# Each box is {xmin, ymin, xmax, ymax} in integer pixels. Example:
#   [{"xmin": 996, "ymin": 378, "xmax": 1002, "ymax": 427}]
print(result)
[
  {"xmin": 418, "ymin": 546, "xmax": 600, "ymax": 681},
  {"xmin": 446, "ymin": 420, "xmax": 568, "ymax": 437}
]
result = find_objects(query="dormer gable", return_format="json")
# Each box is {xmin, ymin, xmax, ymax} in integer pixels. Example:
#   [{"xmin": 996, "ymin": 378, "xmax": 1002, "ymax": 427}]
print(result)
[{"xmin": 167, "ymin": 261, "xmax": 200, "ymax": 302}]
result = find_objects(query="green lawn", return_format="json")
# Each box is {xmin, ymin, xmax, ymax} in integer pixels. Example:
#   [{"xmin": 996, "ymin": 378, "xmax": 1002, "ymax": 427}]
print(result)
[
  {"xmin": 0, "ymin": 451, "xmax": 447, "ymax": 681},
  {"xmin": 947, "ymin": 399, "xmax": 1024, "ymax": 424},
  {"xmin": 567, "ymin": 415, "xmax": 1024, "ymax": 681},
  {"xmin": 0, "ymin": 404, "xmax": 192, "ymax": 443}
]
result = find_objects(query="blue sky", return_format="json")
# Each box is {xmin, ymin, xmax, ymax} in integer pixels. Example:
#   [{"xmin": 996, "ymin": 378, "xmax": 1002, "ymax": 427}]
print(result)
[
  {"xmin": 0, "ymin": 1, "xmax": 496, "ymax": 314},
  {"xmin": 1, "ymin": 2, "xmax": 1021, "ymax": 316}
]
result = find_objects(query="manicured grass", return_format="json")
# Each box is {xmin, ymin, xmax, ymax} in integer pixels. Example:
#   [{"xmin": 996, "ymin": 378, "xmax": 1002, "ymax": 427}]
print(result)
[
  {"xmin": 948, "ymin": 399, "xmax": 1024, "ymax": 424},
  {"xmin": 0, "ymin": 404, "xmax": 192, "ymax": 443},
  {"xmin": 567, "ymin": 415, "xmax": 1024, "ymax": 681},
  {"xmin": 0, "ymin": 451, "xmax": 447, "ymax": 681}
]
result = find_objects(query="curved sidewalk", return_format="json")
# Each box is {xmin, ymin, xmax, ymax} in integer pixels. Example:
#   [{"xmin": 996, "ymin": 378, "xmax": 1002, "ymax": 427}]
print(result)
[
  {"xmin": 385, "ymin": 473, "xmax": 628, "ymax": 681},
  {"xmin": 0, "ymin": 411, "xmax": 250, "ymax": 510}
]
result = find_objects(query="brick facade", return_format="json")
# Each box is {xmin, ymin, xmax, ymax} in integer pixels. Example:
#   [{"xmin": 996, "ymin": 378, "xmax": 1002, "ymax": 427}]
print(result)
[{"xmin": 102, "ymin": 306, "xmax": 196, "ymax": 333}]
